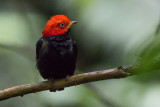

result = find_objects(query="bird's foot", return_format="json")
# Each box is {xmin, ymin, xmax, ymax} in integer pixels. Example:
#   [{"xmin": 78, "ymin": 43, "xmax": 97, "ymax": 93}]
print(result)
[
  {"xmin": 58, "ymin": 88, "xmax": 64, "ymax": 91},
  {"xmin": 65, "ymin": 75, "xmax": 70, "ymax": 82},
  {"xmin": 49, "ymin": 79, "xmax": 56, "ymax": 92},
  {"xmin": 74, "ymin": 82, "xmax": 78, "ymax": 86}
]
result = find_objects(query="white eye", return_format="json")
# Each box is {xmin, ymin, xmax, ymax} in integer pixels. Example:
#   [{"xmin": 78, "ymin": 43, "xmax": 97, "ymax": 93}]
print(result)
[{"xmin": 59, "ymin": 23, "xmax": 65, "ymax": 27}]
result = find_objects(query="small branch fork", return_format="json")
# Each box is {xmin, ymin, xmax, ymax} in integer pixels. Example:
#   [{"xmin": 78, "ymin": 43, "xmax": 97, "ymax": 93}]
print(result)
[{"xmin": 0, "ymin": 65, "xmax": 137, "ymax": 101}]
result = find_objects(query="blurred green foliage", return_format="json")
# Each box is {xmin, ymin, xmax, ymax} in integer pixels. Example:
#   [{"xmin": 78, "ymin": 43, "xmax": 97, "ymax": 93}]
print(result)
[{"xmin": 0, "ymin": 0, "xmax": 160, "ymax": 107}]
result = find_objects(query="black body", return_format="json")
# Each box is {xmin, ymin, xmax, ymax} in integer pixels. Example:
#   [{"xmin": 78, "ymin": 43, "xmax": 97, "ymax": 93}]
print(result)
[{"xmin": 36, "ymin": 31, "xmax": 77, "ymax": 79}]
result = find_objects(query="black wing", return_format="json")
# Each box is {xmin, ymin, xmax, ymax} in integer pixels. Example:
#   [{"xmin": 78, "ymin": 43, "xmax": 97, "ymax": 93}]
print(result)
[{"xmin": 36, "ymin": 38, "xmax": 43, "ymax": 60}]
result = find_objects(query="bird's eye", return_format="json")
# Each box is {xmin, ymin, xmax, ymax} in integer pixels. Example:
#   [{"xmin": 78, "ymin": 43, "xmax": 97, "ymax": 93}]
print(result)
[{"xmin": 59, "ymin": 23, "xmax": 65, "ymax": 27}]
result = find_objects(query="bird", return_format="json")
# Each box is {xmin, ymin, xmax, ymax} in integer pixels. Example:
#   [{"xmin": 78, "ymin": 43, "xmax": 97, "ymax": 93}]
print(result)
[{"xmin": 36, "ymin": 15, "xmax": 78, "ymax": 84}]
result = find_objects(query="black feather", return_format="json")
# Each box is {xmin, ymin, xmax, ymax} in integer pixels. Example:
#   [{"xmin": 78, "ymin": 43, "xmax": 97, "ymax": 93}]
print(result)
[{"xmin": 36, "ymin": 31, "xmax": 77, "ymax": 79}]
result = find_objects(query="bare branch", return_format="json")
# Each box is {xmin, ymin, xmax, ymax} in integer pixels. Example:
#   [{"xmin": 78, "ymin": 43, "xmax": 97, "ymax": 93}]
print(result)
[{"xmin": 0, "ymin": 65, "xmax": 136, "ymax": 101}]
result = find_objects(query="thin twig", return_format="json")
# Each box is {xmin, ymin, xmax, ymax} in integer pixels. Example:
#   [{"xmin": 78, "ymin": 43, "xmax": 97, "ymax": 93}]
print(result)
[
  {"xmin": 0, "ymin": 65, "xmax": 135, "ymax": 101},
  {"xmin": 85, "ymin": 84, "xmax": 119, "ymax": 107}
]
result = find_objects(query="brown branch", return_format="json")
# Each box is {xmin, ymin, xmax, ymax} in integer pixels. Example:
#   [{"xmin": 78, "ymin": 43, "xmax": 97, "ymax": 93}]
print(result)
[{"xmin": 0, "ymin": 65, "xmax": 136, "ymax": 101}]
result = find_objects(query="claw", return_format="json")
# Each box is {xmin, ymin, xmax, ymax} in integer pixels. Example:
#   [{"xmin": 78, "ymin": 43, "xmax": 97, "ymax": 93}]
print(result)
[
  {"xmin": 49, "ymin": 79, "xmax": 56, "ymax": 92},
  {"xmin": 50, "ymin": 88, "xmax": 56, "ymax": 92},
  {"xmin": 74, "ymin": 82, "xmax": 78, "ymax": 86},
  {"xmin": 58, "ymin": 88, "xmax": 64, "ymax": 91}
]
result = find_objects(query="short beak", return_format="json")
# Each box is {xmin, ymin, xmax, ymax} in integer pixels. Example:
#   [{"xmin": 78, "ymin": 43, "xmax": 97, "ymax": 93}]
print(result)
[{"xmin": 69, "ymin": 21, "xmax": 78, "ymax": 26}]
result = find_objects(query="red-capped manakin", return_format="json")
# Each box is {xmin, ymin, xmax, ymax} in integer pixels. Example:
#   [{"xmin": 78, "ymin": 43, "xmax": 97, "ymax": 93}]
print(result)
[{"xmin": 36, "ymin": 15, "xmax": 77, "ymax": 83}]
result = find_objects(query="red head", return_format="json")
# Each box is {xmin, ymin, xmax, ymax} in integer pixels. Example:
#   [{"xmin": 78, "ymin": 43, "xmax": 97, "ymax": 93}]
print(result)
[{"xmin": 42, "ymin": 15, "xmax": 77, "ymax": 38}]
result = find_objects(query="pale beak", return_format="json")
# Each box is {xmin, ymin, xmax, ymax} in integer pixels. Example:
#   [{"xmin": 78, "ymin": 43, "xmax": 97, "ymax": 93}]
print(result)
[{"xmin": 69, "ymin": 21, "xmax": 78, "ymax": 26}]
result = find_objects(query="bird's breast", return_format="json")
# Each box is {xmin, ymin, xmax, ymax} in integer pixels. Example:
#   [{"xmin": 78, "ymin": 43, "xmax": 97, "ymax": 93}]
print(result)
[{"xmin": 47, "ymin": 40, "xmax": 74, "ymax": 56}]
